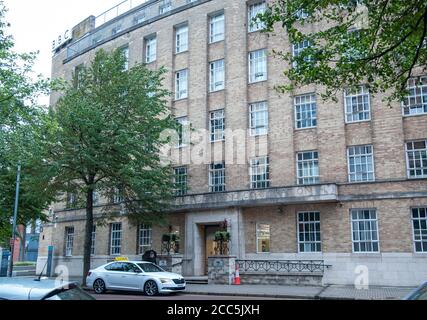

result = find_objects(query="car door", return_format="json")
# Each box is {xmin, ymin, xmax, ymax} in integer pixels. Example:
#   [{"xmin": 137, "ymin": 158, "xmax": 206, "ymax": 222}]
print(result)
[
  {"xmin": 120, "ymin": 263, "xmax": 144, "ymax": 291},
  {"xmin": 104, "ymin": 262, "xmax": 126, "ymax": 289}
]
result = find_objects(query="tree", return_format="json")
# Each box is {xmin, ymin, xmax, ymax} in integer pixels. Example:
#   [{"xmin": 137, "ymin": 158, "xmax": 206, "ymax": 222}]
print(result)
[
  {"xmin": 0, "ymin": 1, "xmax": 52, "ymax": 250},
  {"xmin": 43, "ymin": 49, "xmax": 177, "ymax": 285},
  {"xmin": 258, "ymin": 0, "xmax": 427, "ymax": 102}
]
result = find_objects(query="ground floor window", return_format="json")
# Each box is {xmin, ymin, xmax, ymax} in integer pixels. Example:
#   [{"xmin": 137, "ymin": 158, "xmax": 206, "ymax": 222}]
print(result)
[
  {"xmin": 110, "ymin": 223, "xmax": 122, "ymax": 256},
  {"xmin": 351, "ymin": 209, "xmax": 379, "ymax": 253},
  {"xmin": 91, "ymin": 225, "xmax": 96, "ymax": 255},
  {"xmin": 256, "ymin": 224, "xmax": 271, "ymax": 253},
  {"xmin": 138, "ymin": 224, "xmax": 152, "ymax": 254},
  {"xmin": 412, "ymin": 207, "xmax": 427, "ymax": 253},
  {"xmin": 65, "ymin": 227, "xmax": 74, "ymax": 257},
  {"xmin": 298, "ymin": 212, "xmax": 321, "ymax": 252}
]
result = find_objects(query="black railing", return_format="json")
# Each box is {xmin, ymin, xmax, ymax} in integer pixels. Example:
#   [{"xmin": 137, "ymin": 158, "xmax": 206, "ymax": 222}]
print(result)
[{"xmin": 236, "ymin": 260, "xmax": 331, "ymax": 274}]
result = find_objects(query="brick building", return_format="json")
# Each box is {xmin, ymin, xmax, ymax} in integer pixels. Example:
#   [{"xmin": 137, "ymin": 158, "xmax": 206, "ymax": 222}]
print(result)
[{"xmin": 37, "ymin": 0, "xmax": 427, "ymax": 286}]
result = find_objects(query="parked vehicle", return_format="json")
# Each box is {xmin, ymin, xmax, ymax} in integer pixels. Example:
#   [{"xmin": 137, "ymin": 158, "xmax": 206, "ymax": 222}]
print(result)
[
  {"xmin": 0, "ymin": 278, "xmax": 95, "ymax": 300},
  {"xmin": 86, "ymin": 261, "xmax": 186, "ymax": 296},
  {"xmin": 404, "ymin": 282, "xmax": 427, "ymax": 300}
]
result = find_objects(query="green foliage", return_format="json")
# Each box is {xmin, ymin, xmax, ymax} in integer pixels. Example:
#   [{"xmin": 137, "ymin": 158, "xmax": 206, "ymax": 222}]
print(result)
[
  {"xmin": 43, "ymin": 48, "xmax": 178, "ymax": 225},
  {"xmin": 0, "ymin": 2, "xmax": 53, "ymax": 247},
  {"xmin": 214, "ymin": 231, "xmax": 231, "ymax": 243},
  {"xmin": 259, "ymin": 0, "xmax": 427, "ymax": 103}
]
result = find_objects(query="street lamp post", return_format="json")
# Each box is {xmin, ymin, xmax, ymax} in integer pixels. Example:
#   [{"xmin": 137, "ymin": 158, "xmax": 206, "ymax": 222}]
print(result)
[{"xmin": 8, "ymin": 162, "xmax": 21, "ymax": 277}]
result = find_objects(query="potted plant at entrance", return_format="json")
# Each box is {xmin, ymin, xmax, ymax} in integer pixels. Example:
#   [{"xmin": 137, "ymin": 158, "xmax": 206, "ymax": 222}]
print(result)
[{"xmin": 214, "ymin": 220, "xmax": 231, "ymax": 256}]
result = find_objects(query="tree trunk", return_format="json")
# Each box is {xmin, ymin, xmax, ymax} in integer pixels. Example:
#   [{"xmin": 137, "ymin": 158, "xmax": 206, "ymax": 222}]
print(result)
[{"xmin": 82, "ymin": 187, "xmax": 94, "ymax": 287}]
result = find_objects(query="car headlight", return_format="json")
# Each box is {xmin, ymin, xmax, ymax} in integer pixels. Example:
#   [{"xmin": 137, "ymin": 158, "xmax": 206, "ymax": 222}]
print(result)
[{"xmin": 160, "ymin": 278, "xmax": 174, "ymax": 284}]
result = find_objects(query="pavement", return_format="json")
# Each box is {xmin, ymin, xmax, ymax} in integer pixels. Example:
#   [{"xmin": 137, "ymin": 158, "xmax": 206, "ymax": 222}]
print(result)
[{"xmin": 184, "ymin": 284, "xmax": 415, "ymax": 300}]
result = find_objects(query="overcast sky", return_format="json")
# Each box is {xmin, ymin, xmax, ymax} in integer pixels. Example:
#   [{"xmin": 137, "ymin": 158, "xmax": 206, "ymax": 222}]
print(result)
[{"xmin": 4, "ymin": 0, "xmax": 122, "ymax": 106}]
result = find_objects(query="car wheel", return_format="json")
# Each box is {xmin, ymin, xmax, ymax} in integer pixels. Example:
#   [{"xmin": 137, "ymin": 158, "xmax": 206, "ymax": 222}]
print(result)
[
  {"xmin": 144, "ymin": 280, "xmax": 159, "ymax": 296},
  {"xmin": 93, "ymin": 279, "xmax": 106, "ymax": 294}
]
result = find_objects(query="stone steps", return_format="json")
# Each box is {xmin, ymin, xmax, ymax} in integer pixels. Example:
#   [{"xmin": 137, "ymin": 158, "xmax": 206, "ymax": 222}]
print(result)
[{"xmin": 185, "ymin": 276, "xmax": 209, "ymax": 285}]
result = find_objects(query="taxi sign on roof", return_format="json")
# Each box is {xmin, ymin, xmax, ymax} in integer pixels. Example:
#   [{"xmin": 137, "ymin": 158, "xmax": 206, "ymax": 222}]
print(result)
[{"xmin": 114, "ymin": 256, "xmax": 129, "ymax": 262}]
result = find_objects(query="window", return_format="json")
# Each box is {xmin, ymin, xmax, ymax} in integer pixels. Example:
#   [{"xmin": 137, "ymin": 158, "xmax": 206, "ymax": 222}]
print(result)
[
  {"xmin": 406, "ymin": 140, "xmax": 427, "ymax": 179},
  {"xmin": 248, "ymin": 2, "xmax": 266, "ymax": 32},
  {"xmin": 174, "ymin": 167, "xmax": 188, "ymax": 196},
  {"xmin": 110, "ymin": 223, "xmax": 122, "ymax": 256},
  {"xmin": 175, "ymin": 24, "xmax": 188, "ymax": 54},
  {"xmin": 66, "ymin": 192, "xmax": 77, "ymax": 209},
  {"xmin": 120, "ymin": 46, "xmax": 129, "ymax": 71},
  {"xmin": 249, "ymin": 49, "xmax": 267, "ymax": 83},
  {"xmin": 403, "ymin": 76, "xmax": 427, "ymax": 116},
  {"xmin": 74, "ymin": 64, "xmax": 84, "ymax": 89},
  {"xmin": 295, "ymin": 94, "xmax": 317, "ymax": 129},
  {"xmin": 159, "ymin": 0, "xmax": 172, "ymax": 14},
  {"xmin": 133, "ymin": 11, "xmax": 146, "ymax": 25},
  {"xmin": 210, "ymin": 13, "xmax": 225, "ymax": 43},
  {"xmin": 91, "ymin": 225, "xmax": 96, "ymax": 255},
  {"xmin": 92, "ymin": 191, "xmax": 99, "ymax": 206},
  {"xmin": 250, "ymin": 156, "xmax": 270, "ymax": 189},
  {"xmin": 256, "ymin": 224, "xmax": 270, "ymax": 253},
  {"xmin": 292, "ymin": 40, "xmax": 312, "ymax": 68},
  {"xmin": 249, "ymin": 102, "xmax": 269, "ymax": 136},
  {"xmin": 176, "ymin": 117, "xmax": 189, "ymax": 148},
  {"xmin": 65, "ymin": 227, "xmax": 74, "ymax": 257},
  {"xmin": 412, "ymin": 208, "xmax": 427, "ymax": 253},
  {"xmin": 139, "ymin": 224, "xmax": 152, "ymax": 254},
  {"xmin": 210, "ymin": 60, "xmax": 225, "ymax": 92},
  {"xmin": 298, "ymin": 212, "xmax": 321, "ymax": 253},
  {"xmin": 145, "ymin": 36, "xmax": 157, "ymax": 63},
  {"xmin": 111, "ymin": 23, "xmax": 122, "ymax": 36},
  {"xmin": 112, "ymin": 187, "xmax": 124, "ymax": 204},
  {"xmin": 348, "ymin": 145, "xmax": 375, "ymax": 182},
  {"xmin": 344, "ymin": 85, "xmax": 371, "ymax": 123},
  {"xmin": 175, "ymin": 69, "xmax": 188, "ymax": 100},
  {"xmin": 210, "ymin": 109, "xmax": 225, "ymax": 142},
  {"xmin": 297, "ymin": 151, "xmax": 320, "ymax": 185},
  {"xmin": 209, "ymin": 162, "xmax": 226, "ymax": 192},
  {"xmin": 351, "ymin": 209, "xmax": 379, "ymax": 253}
]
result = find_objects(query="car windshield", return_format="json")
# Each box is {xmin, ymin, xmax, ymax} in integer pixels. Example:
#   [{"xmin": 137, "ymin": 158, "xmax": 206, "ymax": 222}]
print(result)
[
  {"xmin": 137, "ymin": 263, "xmax": 164, "ymax": 273},
  {"xmin": 410, "ymin": 285, "xmax": 427, "ymax": 300},
  {"xmin": 44, "ymin": 287, "xmax": 95, "ymax": 300}
]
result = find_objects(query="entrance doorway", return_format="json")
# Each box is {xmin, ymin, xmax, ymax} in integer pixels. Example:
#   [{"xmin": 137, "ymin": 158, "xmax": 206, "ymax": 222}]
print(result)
[{"xmin": 204, "ymin": 225, "xmax": 221, "ymax": 275}]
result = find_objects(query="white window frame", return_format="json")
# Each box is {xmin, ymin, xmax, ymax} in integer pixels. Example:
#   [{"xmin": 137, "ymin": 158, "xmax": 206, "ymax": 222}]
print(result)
[
  {"xmin": 175, "ymin": 117, "xmax": 189, "ymax": 148},
  {"xmin": 297, "ymin": 212, "xmax": 322, "ymax": 253},
  {"xmin": 209, "ymin": 13, "xmax": 225, "ymax": 43},
  {"xmin": 347, "ymin": 145, "xmax": 375, "ymax": 183},
  {"xmin": 256, "ymin": 223, "xmax": 271, "ymax": 253},
  {"xmin": 159, "ymin": 0, "xmax": 172, "ymax": 14},
  {"xmin": 350, "ymin": 209, "xmax": 380, "ymax": 253},
  {"xmin": 292, "ymin": 39, "xmax": 312, "ymax": 68},
  {"xmin": 297, "ymin": 151, "xmax": 320, "ymax": 185},
  {"xmin": 175, "ymin": 69, "xmax": 188, "ymax": 100},
  {"xmin": 91, "ymin": 225, "xmax": 96, "ymax": 256},
  {"xmin": 209, "ymin": 162, "xmax": 226, "ymax": 193},
  {"xmin": 65, "ymin": 227, "xmax": 74, "ymax": 257},
  {"xmin": 248, "ymin": 2, "xmax": 266, "ymax": 33},
  {"xmin": 174, "ymin": 167, "xmax": 188, "ymax": 196},
  {"xmin": 344, "ymin": 85, "xmax": 371, "ymax": 123},
  {"xmin": 250, "ymin": 156, "xmax": 270, "ymax": 189},
  {"xmin": 209, "ymin": 59, "xmax": 225, "ymax": 92},
  {"xmin": 249, "ymin": 49, "xmax": 267, "ymax": 83},
  {"xmin": 175, "ymin": 24, "xmax": 189, "ymax": 54},
  {"xmin": 120, "ymin": 46, "xmax": 129, "ymax": 71},
  {"xmin": 402, "ymin": 76, "xmax": 427, "ymax": 116},
  {"xmin": 412, "ymin": 207, "xmax": 427, "ymax": 253},
  {"xmin": 249, "ymin": 101, "xmax": 269, "ymax": 136},
  {"xmin": 406, "ymin": 140, "xmax": 427, "ymax": 179},
  {"xmin": 145, "ymin": 36, "xmax": 157, "ymax": 63},
  {"xmin": 110, "ymin": 223, "xmax": 122, "ymax": 256},
  {"xmin": 294, "ymin": 93, "xmax": 317, "ymax": 129},
  {"xmin": 138, "ymin": 224, "xmax": 152, "ymax": 254},
  {"xmin": 209, "ymin": 109, "xmax": 225, "ymax": 142}
]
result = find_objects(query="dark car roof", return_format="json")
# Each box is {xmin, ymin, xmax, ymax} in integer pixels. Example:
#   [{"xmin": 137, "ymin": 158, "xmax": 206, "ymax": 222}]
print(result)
[{"xmin": 0, "ymin": 278, "xmax": 78, "ymax": 300}]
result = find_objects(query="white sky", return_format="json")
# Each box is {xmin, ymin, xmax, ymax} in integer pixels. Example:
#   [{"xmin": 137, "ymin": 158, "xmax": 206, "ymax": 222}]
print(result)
[{"xmin": 3, "ymin": 0, "xmax": 122, "ymax": 106}]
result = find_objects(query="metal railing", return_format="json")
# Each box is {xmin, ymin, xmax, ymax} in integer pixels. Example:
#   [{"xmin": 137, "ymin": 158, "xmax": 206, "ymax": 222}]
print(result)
[
  {"xmin": 66, "ymin": 0, "xmax": 199, "ymax": 60},
  {"xmin": 236, "ymin": 260, "xmax": 331, "ymax": 274}
]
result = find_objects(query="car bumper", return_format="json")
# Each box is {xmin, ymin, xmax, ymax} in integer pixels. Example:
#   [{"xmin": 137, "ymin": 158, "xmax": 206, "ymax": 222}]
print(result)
[{"xmin": 159, "ymin": 284, "xmax": 186, "ymax": 294}]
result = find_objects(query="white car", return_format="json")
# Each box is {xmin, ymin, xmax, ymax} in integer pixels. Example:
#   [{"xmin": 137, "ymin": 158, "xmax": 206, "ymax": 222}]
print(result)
[{"xmin": 86, "ymin": 261, "xmax": 186, "ymax": 296}]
